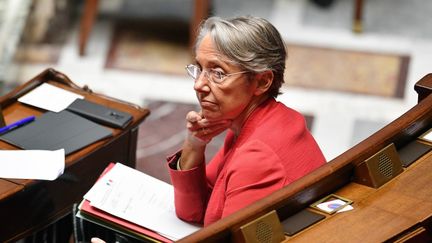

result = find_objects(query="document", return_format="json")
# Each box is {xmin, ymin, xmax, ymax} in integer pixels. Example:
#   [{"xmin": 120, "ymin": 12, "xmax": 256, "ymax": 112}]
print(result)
[
  {"xmin": 18, "ymin": 83, "xmax": 83, "ymax": 112},
  {"xmin": 0, "ymin": 149, "xmax": 65, "ymax": 180},
  {"xmin": 84, "ymin": 163, "xmax": 201, "ymax": 241}
]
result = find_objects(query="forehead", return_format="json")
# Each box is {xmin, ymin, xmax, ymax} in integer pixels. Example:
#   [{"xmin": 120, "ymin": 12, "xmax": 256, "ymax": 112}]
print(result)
[{"xmin": 195, "ymin": 34, "xmax": 234, "ymax": 68}]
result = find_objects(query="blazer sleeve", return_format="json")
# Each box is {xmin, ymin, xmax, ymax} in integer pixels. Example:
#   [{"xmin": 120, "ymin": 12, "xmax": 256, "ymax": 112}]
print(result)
[{"xmin": 167, "ymin": 149, "xmax": 224, "ymax": 224}]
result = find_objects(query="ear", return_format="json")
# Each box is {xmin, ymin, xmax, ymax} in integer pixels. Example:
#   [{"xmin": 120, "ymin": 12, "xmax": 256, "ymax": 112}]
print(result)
[{"xmin": 253, "ymin": 70, "xmax": 274, "ymax": 96}]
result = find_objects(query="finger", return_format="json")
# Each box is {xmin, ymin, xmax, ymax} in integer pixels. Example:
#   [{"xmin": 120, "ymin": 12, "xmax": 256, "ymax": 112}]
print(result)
[
  {"xmin": 187, "ymin": 118, "xmax": 229, "ymax": 132},
  {"xmin": 196, "ymin": 119, "xmax": 231, "ymax": 129},
  {"xmin": 187, "ymin": 120, "xmax": 204, "ymax": 132},
  {"xmin": 91, "ymin": 238, "xmax": 106, "ymax": 243},
  {"xmin": 186, "ymin": 128, "xmax": 211, "ymax": 146},
  {"xmin": 203, "ymin": 125, "xmax": 229, "ymax": 138},
  {"xmin": 189, "ymin": 127, "xmax": 210, "ymax": 142},
  {"xmin": 195, "ymin": 123, "xmax": 229, "ymax": 140},
  {"xmin": 186, "ymin": 111, "xmax": 203, "ymax": 123},
  {"xmin": 204, "ymin": 122, "xmax": 230, "ymax": 133},
  {"xmin": 192, "ymin": 119, "xmax": 231, "ymax": 136}
]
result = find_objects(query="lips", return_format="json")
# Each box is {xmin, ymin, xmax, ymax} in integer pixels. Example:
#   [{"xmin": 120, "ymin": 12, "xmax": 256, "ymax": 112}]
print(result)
[{"xmin": 200, "ymin": 100, "xmax": 218, "ymax": 110}]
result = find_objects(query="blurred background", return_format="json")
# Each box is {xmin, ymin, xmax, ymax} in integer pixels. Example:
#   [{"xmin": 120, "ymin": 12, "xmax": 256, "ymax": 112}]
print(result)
[{"xmin": 1, "ymin": 0, "xmax": 431, "ymax": 182}]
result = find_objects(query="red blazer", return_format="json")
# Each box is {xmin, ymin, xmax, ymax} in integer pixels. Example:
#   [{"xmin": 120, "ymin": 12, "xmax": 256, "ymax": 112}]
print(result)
[{"xmin": 168, "ymin": 98, "xmax": 325, "ymax": 226}]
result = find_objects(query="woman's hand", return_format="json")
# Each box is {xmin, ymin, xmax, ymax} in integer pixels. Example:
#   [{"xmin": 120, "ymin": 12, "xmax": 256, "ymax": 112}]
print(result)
[
  {"xmin": 91, "ymin": 237, "xmax": 106, "ymax": 243},
  {"xmin": 178, "ymin": 111, "xmax": 231, "ymax": 170},
  {"xmin": 185, "ymin": 111, "xmax": 231, "ymax": 147}
]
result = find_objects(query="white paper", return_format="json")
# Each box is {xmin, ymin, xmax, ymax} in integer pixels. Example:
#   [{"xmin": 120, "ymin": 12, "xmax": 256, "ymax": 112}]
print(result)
[
  {"xmin": 0, "ymin": 149, "xmax": 65, "ymax": 180},
  {"xmin": 422, "ymin": 130, "xmax": 432, "ymax": 142},
  {"xmin": 18, "ymin": 83, "xmax": 83, "ymax": 112},
  {"xmin": 336, "ymin": 204, "xmax": 354, "ymax": 213},
  {"xmin": 85, "ymin": 163, "xmax": 201, "ymax": 240}
]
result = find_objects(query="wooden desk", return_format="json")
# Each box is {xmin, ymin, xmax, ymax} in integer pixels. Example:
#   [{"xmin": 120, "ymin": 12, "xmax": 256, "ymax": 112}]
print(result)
[
  {"xmin": 0, "ymin": 69, "xmax": 150, "ymax": 242},
  {"xmin": 177, "ymin": 73, "xmax": 432, "ymax": 242},
  {"xmin": 288, "ymin": 149, "xmax": 432, "ymax": 242}
]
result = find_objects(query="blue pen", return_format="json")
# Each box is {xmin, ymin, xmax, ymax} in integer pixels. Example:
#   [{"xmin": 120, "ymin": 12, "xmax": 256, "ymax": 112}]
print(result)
[{"xmin": 0, "ymin": 116, "xmax": 35, "ymax": 135}]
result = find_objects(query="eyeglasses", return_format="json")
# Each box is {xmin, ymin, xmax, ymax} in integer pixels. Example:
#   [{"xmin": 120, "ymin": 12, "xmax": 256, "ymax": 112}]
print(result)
[{"xmin": 185, "ymin": 64, "xmax": 249, "ymax": 84}]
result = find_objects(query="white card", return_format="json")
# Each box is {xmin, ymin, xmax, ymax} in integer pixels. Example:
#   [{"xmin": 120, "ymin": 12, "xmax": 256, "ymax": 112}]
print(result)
[
  {"xmin": 316, "ymin": 199, "xmax": 349, "ymax": 213},
  {"xmin": 18, "ymin": 83, "xmax": 83, "ymax": 112}
]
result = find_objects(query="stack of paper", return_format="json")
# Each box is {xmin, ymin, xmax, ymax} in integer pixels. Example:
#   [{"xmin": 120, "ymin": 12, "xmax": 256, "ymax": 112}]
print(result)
[{"xmin": 79, "ymin": 163, "xmax": 201, "ymax": 242}]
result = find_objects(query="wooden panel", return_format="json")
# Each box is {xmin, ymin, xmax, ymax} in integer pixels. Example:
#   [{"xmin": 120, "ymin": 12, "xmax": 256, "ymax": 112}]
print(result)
[
  {"xmin": 0, "ymin": 180, "xmax": 22, "ymax": 200},
  {"xmin": 0, "ymin": 68, "xmax": 150, "ymax": 242},
  {"xmin": 415, "ymin": 73, "xmax": 432, "ymax": 102}
]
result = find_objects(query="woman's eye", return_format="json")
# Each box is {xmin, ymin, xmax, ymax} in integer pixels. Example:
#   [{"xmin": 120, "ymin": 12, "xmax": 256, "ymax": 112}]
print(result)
[{"xmin": 212, "ymin": 70, "xmax": 225, "ymax": 79}]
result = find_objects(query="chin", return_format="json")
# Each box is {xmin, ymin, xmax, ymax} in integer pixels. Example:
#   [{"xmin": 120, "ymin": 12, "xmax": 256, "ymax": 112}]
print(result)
[{"xmin": 202, "ymin": 110, "xmax": 221, "ymax": 120}]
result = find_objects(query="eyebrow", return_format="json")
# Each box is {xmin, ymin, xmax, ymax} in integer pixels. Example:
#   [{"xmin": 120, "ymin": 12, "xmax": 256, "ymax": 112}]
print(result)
[{"xmin": 195, "ymin": 56, "xmax": 233, "ymax": 70}]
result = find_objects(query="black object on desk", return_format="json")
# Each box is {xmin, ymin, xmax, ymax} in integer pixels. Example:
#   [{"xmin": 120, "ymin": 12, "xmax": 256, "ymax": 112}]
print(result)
[
  {"xmin": 398, "ymin": 140, "xmax": 432, "ymax": 167},
  {"xmin": 67, "ymin": 99, "xmax": 132, "ymax": 129},
  {"xmin": 281, "ymin": 209, "xmax": 325, "ymax": 236},
  {"xmin": 0, "ymin": 110, "xmax": 112, "ymax": 155}
]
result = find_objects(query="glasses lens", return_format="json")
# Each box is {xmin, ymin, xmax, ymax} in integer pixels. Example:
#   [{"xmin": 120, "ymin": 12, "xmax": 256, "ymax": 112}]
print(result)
[
  {"xmin": 210, "ymin": 70, "xmax": 224, "ymax": 83},
  {"xmin": 186, "ymin": 64, "xmax": 199, "ymax": 79}
]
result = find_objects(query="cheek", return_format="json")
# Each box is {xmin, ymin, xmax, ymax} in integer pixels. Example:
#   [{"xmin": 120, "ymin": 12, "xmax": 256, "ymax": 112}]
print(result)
[
  {"xmin": 214, "ymin": 90, "xmax": 253, "ymax": 117},
  {"xmin": 202, "ymin": 80, "xmax": 256, "ymax": 119}
]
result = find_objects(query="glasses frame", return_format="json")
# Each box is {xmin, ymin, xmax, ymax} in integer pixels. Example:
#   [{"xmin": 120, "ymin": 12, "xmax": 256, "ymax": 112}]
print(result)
[{"xmin": 185, "ymin": 64, "xmax": 249, "ymax": 84}]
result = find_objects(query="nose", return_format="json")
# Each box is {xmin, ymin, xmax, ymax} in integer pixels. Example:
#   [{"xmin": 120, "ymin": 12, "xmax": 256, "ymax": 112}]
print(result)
[{"xmin": 194, "ymin": 71, "xmax": 210, "ymax": 92}]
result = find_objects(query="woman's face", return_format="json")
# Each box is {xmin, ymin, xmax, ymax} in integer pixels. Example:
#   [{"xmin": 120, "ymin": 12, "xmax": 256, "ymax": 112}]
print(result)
[{"xmin": 194, "ymin": 34, "xmax": 258, "ymax": 121}]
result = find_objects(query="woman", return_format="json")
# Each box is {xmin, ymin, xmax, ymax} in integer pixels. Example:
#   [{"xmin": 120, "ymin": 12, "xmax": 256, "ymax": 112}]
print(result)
[
  {"xmin": 167, "ymin": 16, "xmax": 326, "ymax": 226},
  {"xmin": 90, "ymin": 15, "xmax": 325, "ymax": 243}
]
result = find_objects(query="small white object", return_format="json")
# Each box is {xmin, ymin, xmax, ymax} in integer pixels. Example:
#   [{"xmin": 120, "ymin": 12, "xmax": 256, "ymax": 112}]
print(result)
[
  {"xmin": 18, "ymin": 83, "xmax": 83, "ymax": 112},
  {"xmin": 0, "ymin": 149, "xmax": 65, "ymax": 180},
  {"xmin": 422, "ymin": 130, "xmax": 432, "ymax": 142},
  {"xmin": 317, "ymin": 199, "xmax": 351, "ymax": 213}
]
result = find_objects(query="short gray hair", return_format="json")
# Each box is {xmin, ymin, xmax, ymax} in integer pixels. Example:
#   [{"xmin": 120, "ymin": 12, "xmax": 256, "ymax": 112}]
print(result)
[{"xmin": 195, "ymin": 16, "xmax": 287, "ymax": 98}]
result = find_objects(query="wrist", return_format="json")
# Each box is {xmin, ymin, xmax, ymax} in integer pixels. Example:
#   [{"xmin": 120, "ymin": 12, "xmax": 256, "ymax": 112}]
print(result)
[{"xmin": 180, "ymin": 139, "xmax": 206, "ymax": 170}]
